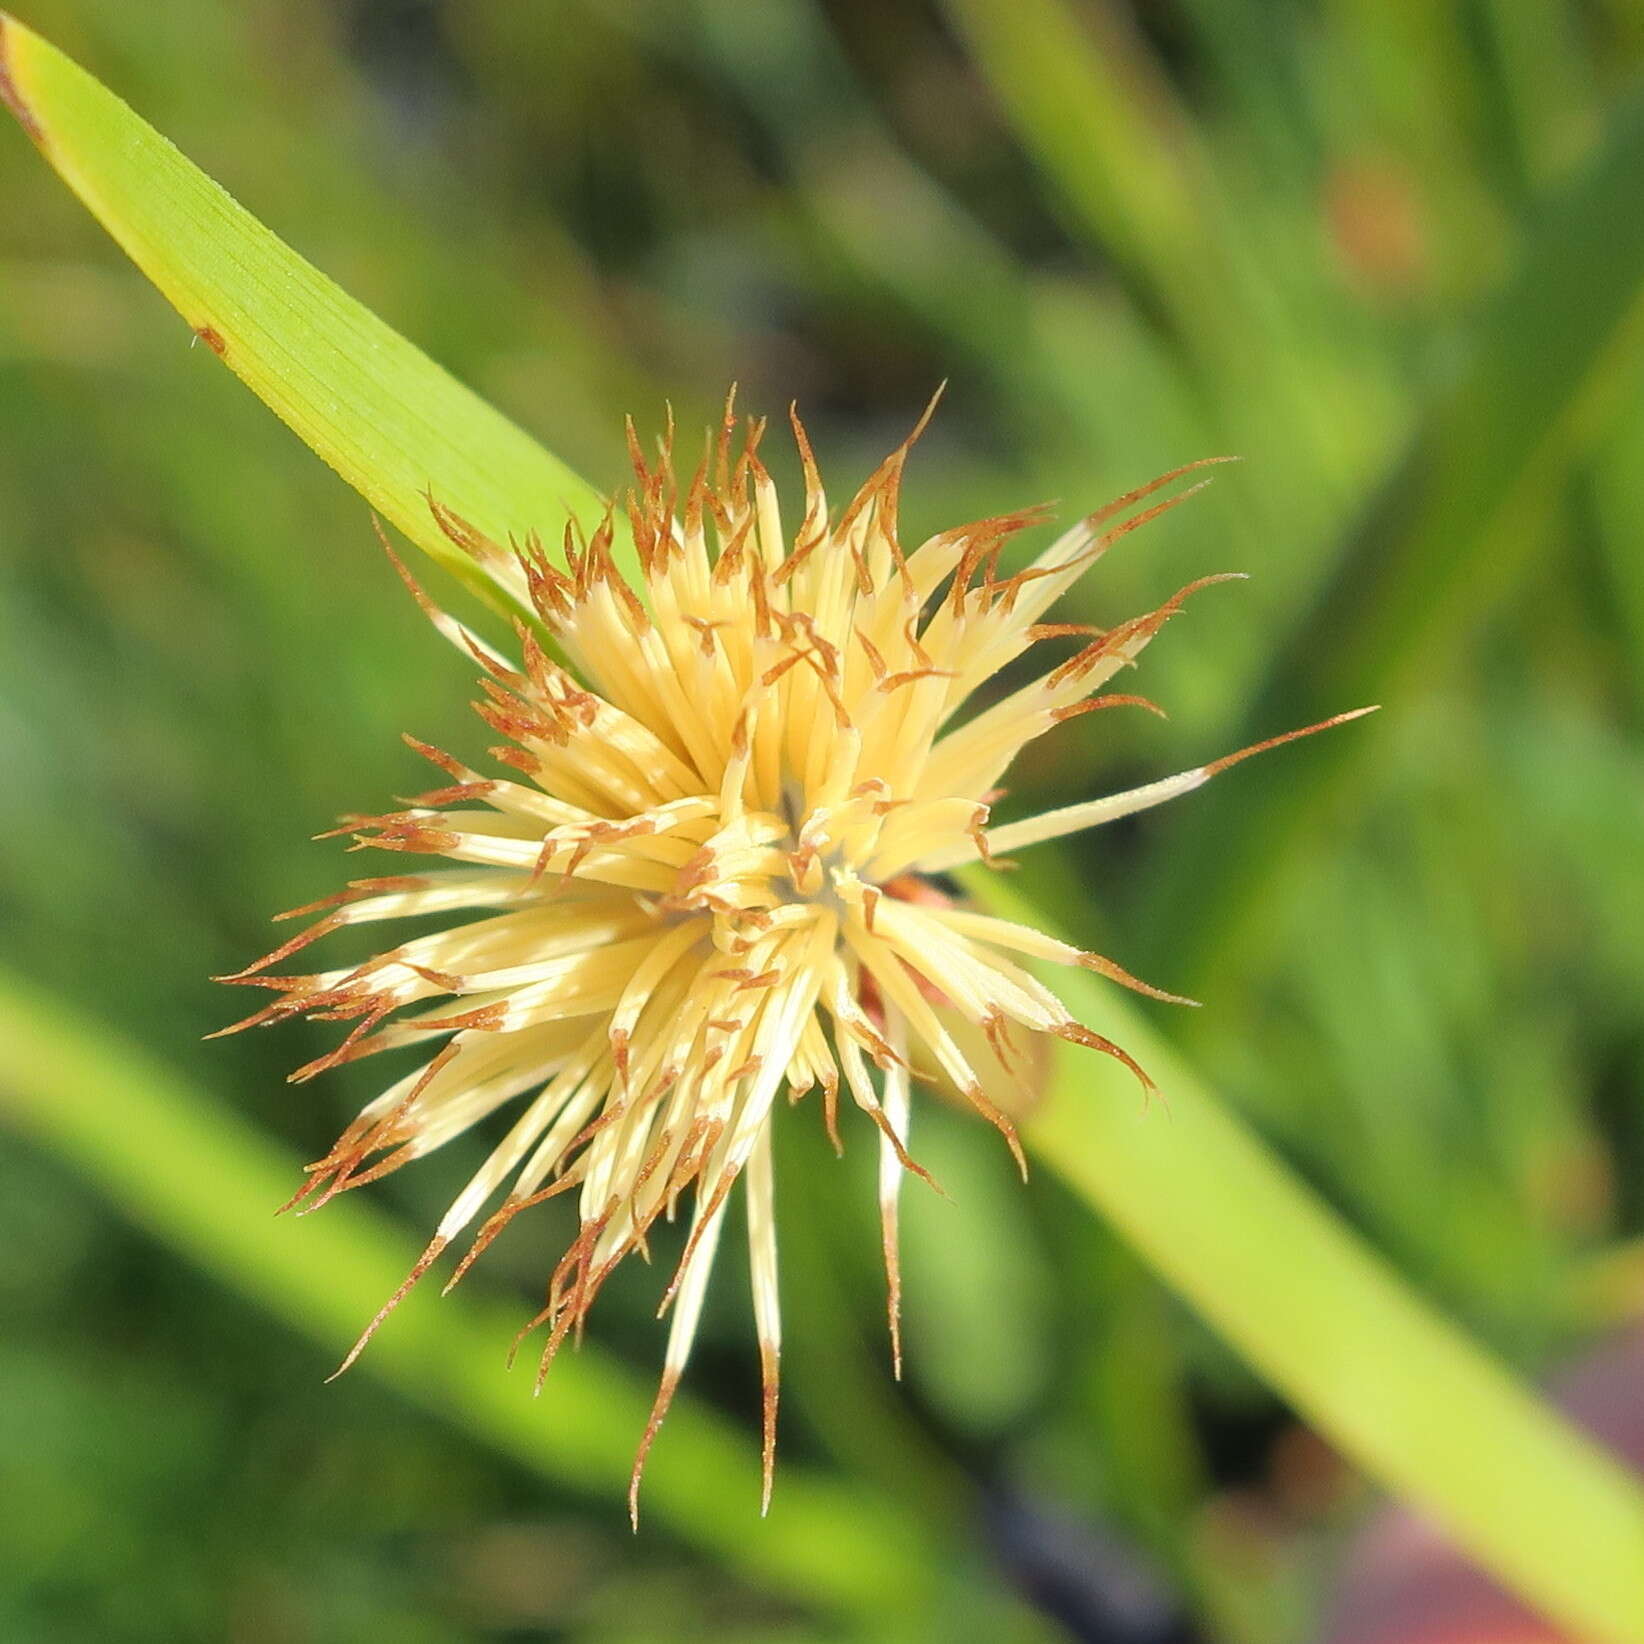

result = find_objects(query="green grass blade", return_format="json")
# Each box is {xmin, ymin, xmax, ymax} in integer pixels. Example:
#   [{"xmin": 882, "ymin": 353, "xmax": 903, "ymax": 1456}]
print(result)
[
  {"xmin": 1143, "ymin": 86, "xmax": 1644, "ymax": 990},
  {"xmin": 936, "ymin": 0, "xmax": 1375, "ymax": 506},
  {"xmin": 963, "ymin": 873, "xmax": 1644, "ymax": 1644},
  {"xmin": 685, "ymin": 0, "xmax": 1059, "ymax": 420},
  {"xmin": 0, "ymin": 971, "xmax": 937, "ymax": 1626},
  {"xmin": 0, "ymin": 13, "xmax": 611, "ymax": 609},
  {"xmin": 937, "ymin": 0, "xmax": 1212, "ymax": 320}
]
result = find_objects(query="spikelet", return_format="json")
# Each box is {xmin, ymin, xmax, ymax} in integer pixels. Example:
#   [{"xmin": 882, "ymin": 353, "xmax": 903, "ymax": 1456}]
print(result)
[{"xmin": 218, "ymin": 394, "xmax": 1373, "ymax": 1521}]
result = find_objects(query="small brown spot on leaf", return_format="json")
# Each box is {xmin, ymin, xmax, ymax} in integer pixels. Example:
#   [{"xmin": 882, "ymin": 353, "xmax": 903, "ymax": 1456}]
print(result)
[{"xmin": 195, "ymin": 324, "xmax": 227, "ymax": 357}]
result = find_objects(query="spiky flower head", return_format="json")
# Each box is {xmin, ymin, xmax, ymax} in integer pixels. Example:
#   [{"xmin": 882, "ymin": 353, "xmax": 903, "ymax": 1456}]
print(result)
[{"xmin": 219, "ymin": 394, "xmax": 1367, "ymax": 1518}]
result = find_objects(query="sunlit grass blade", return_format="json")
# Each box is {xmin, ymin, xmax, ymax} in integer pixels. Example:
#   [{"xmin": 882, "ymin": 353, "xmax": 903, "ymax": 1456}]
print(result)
[
  {"xmin": 0, "ymin": 971, "xmax": 941, "ymax": 1626},
  {"xmin": 0, "ymin": 12, "xmax": 612, "ymax": 610},
  {"xmin": 1143, "ymin": 87, "xmax": 1644, "ymax": 991},
  {"xmin": 937, "ymin": 0, "xmax": 1377, "ymax": 502},
  {"xmin": 963, "ymin": 872, "xmax": 1644, "ymax": 1644},
  {"xmin": 937, "ymin": 0, "xmax": 1214, "ymax": 322}
]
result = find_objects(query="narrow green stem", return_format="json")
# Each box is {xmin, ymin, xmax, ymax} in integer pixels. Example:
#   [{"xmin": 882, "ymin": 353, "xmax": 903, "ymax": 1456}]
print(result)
[
  {"xmin": 970, "ymin": 874, "xmax": 1644, "ymax": 1644},
  {"xmin": 0, "ymin": 972, "xmax": 937, "ymax": 1629}
]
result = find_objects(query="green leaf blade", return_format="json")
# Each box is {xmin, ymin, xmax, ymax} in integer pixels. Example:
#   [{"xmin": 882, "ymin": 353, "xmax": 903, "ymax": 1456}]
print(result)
[
  {"xmin": 965, "ymin": 871, "xmax": 1644, "ymax": 1644},
  {"xmin": 0, "ymin": 12, "xmax": 608, "ymax": 607}
]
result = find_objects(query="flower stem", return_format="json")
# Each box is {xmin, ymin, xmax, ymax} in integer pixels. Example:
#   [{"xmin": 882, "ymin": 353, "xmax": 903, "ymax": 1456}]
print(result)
[{"xmin": 971, "ymin": 873, "xmax": 1644, "ymax": 1644}]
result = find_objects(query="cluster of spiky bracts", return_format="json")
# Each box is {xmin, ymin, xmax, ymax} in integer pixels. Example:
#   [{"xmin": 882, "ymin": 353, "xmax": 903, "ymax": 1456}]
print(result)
[{"xmin": 218, "ymin": 397, "xmax": 1367, "ymax": 1520}]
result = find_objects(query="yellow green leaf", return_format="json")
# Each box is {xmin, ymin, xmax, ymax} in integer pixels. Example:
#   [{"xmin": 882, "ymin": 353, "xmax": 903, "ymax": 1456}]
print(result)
[{"xmin": 0, "ymin": 11, "xmax": 610, "ymax": 611}]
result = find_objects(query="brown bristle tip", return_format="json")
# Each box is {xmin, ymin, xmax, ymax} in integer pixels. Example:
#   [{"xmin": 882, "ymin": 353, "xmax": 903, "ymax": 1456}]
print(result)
[
  {"xmin": 1203, "ymin": 703, "xmax": 1381, "ymax": 777},
  {"xmin": 1077, "ymin": 953, "xmax": 1200, "ymax": 1007}
]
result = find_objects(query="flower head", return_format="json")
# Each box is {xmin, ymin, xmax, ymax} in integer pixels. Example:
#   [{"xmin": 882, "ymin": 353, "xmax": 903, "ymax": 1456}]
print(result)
[{"xmin": 219, "ymin": 394, "xmax": 1369, "ymax": 1518}]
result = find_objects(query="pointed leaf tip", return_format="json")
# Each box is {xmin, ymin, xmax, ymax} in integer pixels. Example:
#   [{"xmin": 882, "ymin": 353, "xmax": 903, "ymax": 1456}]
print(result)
[{"xmin": 0, "ymin": 14, "xmax": 619, "ymax": 608}]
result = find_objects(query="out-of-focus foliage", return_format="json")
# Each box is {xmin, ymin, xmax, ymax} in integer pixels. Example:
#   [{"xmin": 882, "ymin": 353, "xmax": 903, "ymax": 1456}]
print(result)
[{"xmin": 3, "ymin": 2, "xmax": 1644, "ymax": 1641}]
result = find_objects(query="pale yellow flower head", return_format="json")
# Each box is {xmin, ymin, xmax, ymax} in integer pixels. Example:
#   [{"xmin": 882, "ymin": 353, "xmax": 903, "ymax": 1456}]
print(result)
[{"xmin": 220, "ymin": 395, "xmax": 1367, "ymax": 1519}]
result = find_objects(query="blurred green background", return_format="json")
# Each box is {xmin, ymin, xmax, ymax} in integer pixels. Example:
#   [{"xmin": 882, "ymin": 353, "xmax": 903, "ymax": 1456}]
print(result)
[{"xmin": 3, "ymin": 2, "xmax": 1644, "ymax": 1641}]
